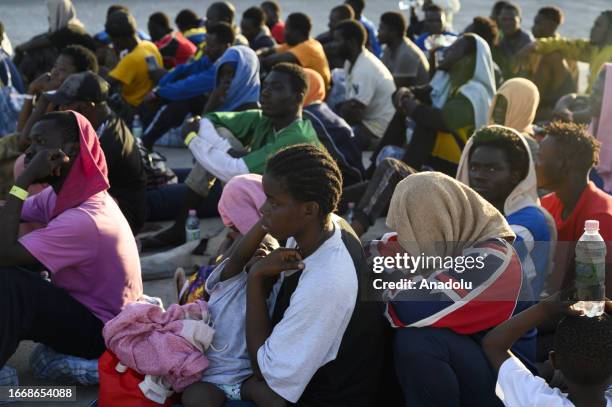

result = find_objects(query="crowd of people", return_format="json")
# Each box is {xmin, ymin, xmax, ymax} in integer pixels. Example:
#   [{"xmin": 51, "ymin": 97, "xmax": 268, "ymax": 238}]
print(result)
[{"xmin": 0, "ymin": 0, "xmax": 611, "ymax": 406}]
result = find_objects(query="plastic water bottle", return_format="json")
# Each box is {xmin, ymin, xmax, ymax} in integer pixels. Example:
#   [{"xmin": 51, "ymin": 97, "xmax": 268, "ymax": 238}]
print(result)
[
  {"xmin": 345, "ymin": 202, "xmax": 355, "ymax": 224},
  {"xmin": 405, "ymin": 118, "xmax": 416, "ymax": 144},
  {"xmin": 572, "ymin": 220, "xmax": 606, "ymax": 317},
  {"xmin": 132, "ymin": 115, "xmax": 143, "ymax": 139},
  {"xmin": 185, "ymin": 210, "xmax": 201, "ymax": 242}
]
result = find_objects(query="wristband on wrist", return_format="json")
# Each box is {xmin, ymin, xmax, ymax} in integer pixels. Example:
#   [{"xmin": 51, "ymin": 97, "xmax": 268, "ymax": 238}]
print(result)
[
  {"xmin": 184, "ymin": 131, "xmax": 197, "ymax": 146},
  {"xmin": 9, "ymin": 185, "xmax": 28, "ymax": 201}
]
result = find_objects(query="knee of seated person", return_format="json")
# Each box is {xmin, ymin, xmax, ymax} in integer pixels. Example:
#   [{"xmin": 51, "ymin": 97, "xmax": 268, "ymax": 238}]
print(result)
[
  {"xmin": 181, "ymin": 383, "xmax": 217, "ymax": 407},
  {"xmin": 394, "ymin": 328, "xmax": 448, "ymax": 360}
]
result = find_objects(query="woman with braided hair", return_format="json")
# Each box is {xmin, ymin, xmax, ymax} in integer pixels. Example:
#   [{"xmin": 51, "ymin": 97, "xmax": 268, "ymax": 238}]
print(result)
[{"xmin": 201, "ymin": 144, "xmax": 385, "ymax": 406}]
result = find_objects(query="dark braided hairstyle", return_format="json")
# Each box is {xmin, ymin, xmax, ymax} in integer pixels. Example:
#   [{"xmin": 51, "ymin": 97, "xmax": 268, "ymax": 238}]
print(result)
[{"xmin": 265, "ymin": 144, "xmax": 343, "ymax": 217}]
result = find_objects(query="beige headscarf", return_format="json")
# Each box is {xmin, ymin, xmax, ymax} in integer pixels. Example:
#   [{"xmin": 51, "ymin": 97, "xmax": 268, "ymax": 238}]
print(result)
[
  {"xmin": 456, "ymin": 125, "xmax": 540, "ymax": 216},
  {"xmin": 47, "ymin": 0, "xmax": 84, "ymax": 32},
  {"xmin": 487, "ymin": 78, "xmax": 539, "ymax": 134},
  {"xmin": 386, "ymin": 172, "xmax": 514, "ymax": 259}
]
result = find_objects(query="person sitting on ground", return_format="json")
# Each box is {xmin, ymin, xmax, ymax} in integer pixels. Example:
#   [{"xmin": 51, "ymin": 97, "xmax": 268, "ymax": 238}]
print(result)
[
  {"xmin": 1, "ymin": 46, "xmax": 97, "ymax": 197},
  {"xmin": 147, "ymin": 12, "xmax": 197, "ymax": 69},
  {"xmin": 344, "ymin": 0, "xmax": 382, "ymax": 58},
  {"xmin": 93, "ymin": 4, "xmax": 151, "ymax": 46},
  {"xmin": 345, "ymin": 76, "xmax": 534, "ymax": 239},
  {"xmin": 518, "ymin": 10, "xmax": 612, "ymax": 93},
  {"xmin": 493, "ymin": 2, "xmax": 533, "ymax": 80},
  {"xmin": 332, "ymin": 20, "xmax": 395, "ymax": 151},
  {"xmin": 43, "ymin": 72, "xmax": 147, "ymax": 234},
  {"xmin": 315, "ymin": 5, "xmax": 355, "ymax": 47},
  {"xmin": 371, "ymin": 171, "xmax": 536, "ymax": 406},
  {"xmin": 17, "ymin": 45, "xmax": 98, "ymax": 133},
  {"xmin": 261, "ymin": 0, "xmax": 285, "ymax": 44},
  {"xmin": 302, "ymin": 68, "xmax": 365, "ymax": 186},
  {"xmin": 175, "ymin": 173, "xmax": 269, "ymax": 305},
  {"xmin": 192, "ymin": 2, "xmax": 249, "ymax": 61},
  {"xmin": 13, "ymin": 0, "xmax": 96, "ymax": 85},
  {"xmin": 589, "ymin": 64, "xmax": 612, "ymax": 193},
  {"xmin": 378, "ymin": 11, "xmax": 429, "ymax": 88},
  {"xmin": 483, "ymin": 296, "xmax": 612, "ymax": 407},
  {"xmin": 0, "ymin": 111, "xmax": 142, "ymax": 382},
  {"xmin": 142, "ymin": 63, "xmax": 321, "ymax": 250},
  {"xmin": 519, "ymin": 7, "xmax": 577, "ymax": 121},
  {"xmin": 142, "ymin": 29, "xmax": 259, "ymax": 151},
  {"xmin": 488, "ymin": 77, "xmax": 541, "ymax": 158},
  {"xmin": 373, "ymin": 33, "xmax": 495, "ymax": 176},
  {"xmin": 175, "ymin": 9, "xmax": 207, "ymax": 47},
  {"xmin": 457, "ymin": 125, "xmax": 553, "ymax": 298},
  {"xmin": 464, "ymin": 16, "xmax": 504, "ymax": 87},
  {"xmin": 241, "ymin": 7, "xmax": 276, "ymax": 51},
  {"xmin": 183, "ymin": 144, "xmax": 384, "ymax": 406},
  {"xmin": 414, "ymin": 3, "xmax": 458, "ymax": 65},
  {"xmin": 536, "ymin": 121, "xmax": 612, "ymax": 297},
  {"xmin": 259, "ymin": 13, "xmax": 331, "ymax": 91},
  {"xmin": 105, "ymin": 10, "xmax": 163, "ymax": 117}
]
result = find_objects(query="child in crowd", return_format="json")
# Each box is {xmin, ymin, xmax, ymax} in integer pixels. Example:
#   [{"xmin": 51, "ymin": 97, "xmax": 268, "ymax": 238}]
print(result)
[{"xmin": 483, "ymin": 296, "xmax": 612, "ymax": 406}]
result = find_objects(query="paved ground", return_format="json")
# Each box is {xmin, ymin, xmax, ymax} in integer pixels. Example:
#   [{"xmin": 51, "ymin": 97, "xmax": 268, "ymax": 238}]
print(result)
[{"xmin": 7, "ymin": 147, "xmax": 389, "ymax": 406}]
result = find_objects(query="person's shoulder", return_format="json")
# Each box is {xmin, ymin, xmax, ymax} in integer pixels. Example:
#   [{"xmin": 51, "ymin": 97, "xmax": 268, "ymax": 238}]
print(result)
[{"xmin": 507, "ymin": 206, "xmax": 551, "ymax": 239}]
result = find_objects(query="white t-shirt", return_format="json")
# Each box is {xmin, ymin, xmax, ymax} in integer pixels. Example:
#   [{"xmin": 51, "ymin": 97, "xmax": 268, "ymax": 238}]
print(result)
[
  {"xmin": 496, "ymin": 355, "xmax": 612, "ymax": 406},
  {"xmin": 257, "ymin": 215, "xmax": 358, "ymax": 402},
  {"xmin": 344, "ymin": 49, "xmax": 396, "ymax": 138}
]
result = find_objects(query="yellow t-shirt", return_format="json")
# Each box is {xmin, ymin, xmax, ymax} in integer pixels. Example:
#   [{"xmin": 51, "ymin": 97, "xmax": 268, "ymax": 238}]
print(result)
[
  {"xmin": 109, "ymin": 41, "xmax": 163, "ymax": 106},
  {"xmin": 277, "ymin": 39, "xmax": 331, "ymax": 90}
]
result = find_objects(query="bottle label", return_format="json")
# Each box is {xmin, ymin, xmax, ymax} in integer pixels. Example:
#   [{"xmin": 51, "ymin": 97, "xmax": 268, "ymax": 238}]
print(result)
[
  {"xmin": 575, "ymin": 260, "xmax": 605, "ymax": 287},
  {"xmin": 186, "ymin": 228, "xmax": 201, "ymax": 242}
]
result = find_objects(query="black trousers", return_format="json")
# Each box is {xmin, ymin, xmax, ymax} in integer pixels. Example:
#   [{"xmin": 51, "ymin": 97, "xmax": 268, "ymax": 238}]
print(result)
[
  {"xmin": 0, "ymin": 267, "xmax": 105, "ymax": 367},
  {"xmin": 141, "ymin": 95, "xmax": 208, "ymax": 150}
]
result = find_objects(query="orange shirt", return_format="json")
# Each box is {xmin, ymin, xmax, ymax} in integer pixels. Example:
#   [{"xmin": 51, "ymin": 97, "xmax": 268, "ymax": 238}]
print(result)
[{"xmin": 277, "ymin": 39, "xmax": 330, "ymax": 90}]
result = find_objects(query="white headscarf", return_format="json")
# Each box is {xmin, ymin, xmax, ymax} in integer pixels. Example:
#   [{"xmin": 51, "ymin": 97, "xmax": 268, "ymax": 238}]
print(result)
[
  {"xmin": 47, "ymin": 0, "xmax": 84, "ymax": 32},
  {"xmin": 430, "ymin": 33, "xmax": 496, "ymax": 130}
]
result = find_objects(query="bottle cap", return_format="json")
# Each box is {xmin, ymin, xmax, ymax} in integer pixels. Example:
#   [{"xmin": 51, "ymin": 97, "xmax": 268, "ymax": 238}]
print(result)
[
  {"xmin": 188, "ymin": 209, "xmax": 197, "ymax": 216},
  {"xmin": 585, "ymin": 220, "xmax": 600, "ymax": 231}
]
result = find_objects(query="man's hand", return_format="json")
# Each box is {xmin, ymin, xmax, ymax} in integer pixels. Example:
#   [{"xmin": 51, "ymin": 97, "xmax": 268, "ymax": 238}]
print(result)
[
  {"xmin": 250, "ymin": 248, "xmax": 304, "ymax": 279},
  {"xmin": 18, "ymin": 149, "xmax": 69, "ymax": 186},
  {"xmin": 28, "ymin": 72, "xmax": 53, "ymax": 95},
  {"xmin": 180, "ymin": 116, "xmax": 201, "ymax": 141},
  {"xmin": 539, "ymin": 290, "xmax": 584, "ymax": 317}
]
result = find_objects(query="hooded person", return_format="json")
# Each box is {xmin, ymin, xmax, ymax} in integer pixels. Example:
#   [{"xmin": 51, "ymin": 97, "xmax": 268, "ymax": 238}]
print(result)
[
  {"xmin": 47, "ymin": 0, "xmax": 84, "ymax": 33},
  {"xmin": 372, "ymin": 33, "xmax": 496, "ymax": 177},
  {"xmin": 456, "ymin": 125, "xmax": 554, "ymax": 297},
  {"xmin": 0, "ymin": 111, "xmax": 143, "ymax": 372},
  {"xmin": 206, "ymin": 45, "xmax": 261, "ymax": 113},
  {"xmin": 301, "ymin": 68, "xmax": 365, "ymax": 187},
  {"xmin": 365, "ymin": 172, "xmax": 537, "ymax": 406},
  {"xmin": 487, "ymin": 77, "xmax": 541, "ymax": 174},
  {"xmin": 13, "ymin": 0, "xmax": 95, "ymax": 84}
]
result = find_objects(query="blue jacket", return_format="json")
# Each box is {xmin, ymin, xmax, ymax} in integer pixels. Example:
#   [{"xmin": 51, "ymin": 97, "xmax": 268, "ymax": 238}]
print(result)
[{"xmin": 156, "ymin": 56, "xmax": 216, "ymax": 101}]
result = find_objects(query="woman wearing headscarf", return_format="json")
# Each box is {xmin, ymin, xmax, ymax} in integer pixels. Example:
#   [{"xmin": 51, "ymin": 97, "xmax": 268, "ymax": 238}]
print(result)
[
  {"xmin": 366, "ymin": 172, "xmax": 536, "ymax": 406},
  {"xmin": 301, "ymin": 68, "xmax": 364, "ymax": 187},
  {"xmin": 488, "ymin": 77, "xmax": 541, "ymax": 159},
  {"xmin": 370, "ymin": 33, "xmax": 496, "ymax": 177},
  {"xmin": 14, "ymin": 0, "xmax": 95, "ymax": 84},
  {"xmin": 456, "ymin": 125, "xmax": 554, "ymax": 297}
]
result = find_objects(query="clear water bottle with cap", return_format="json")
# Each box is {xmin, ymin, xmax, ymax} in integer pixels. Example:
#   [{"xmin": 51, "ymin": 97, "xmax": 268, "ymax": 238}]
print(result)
[
  {"xmin": 132, "ymin": 115, "xmax": 143, "ymax": 139},
  {"xmin": 572, "ymin": 220, "xmax": 606, "ymax": 317},
  {"xmin": 185, "ymin": 209, "xmax": 201, "ymax": 242}
]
